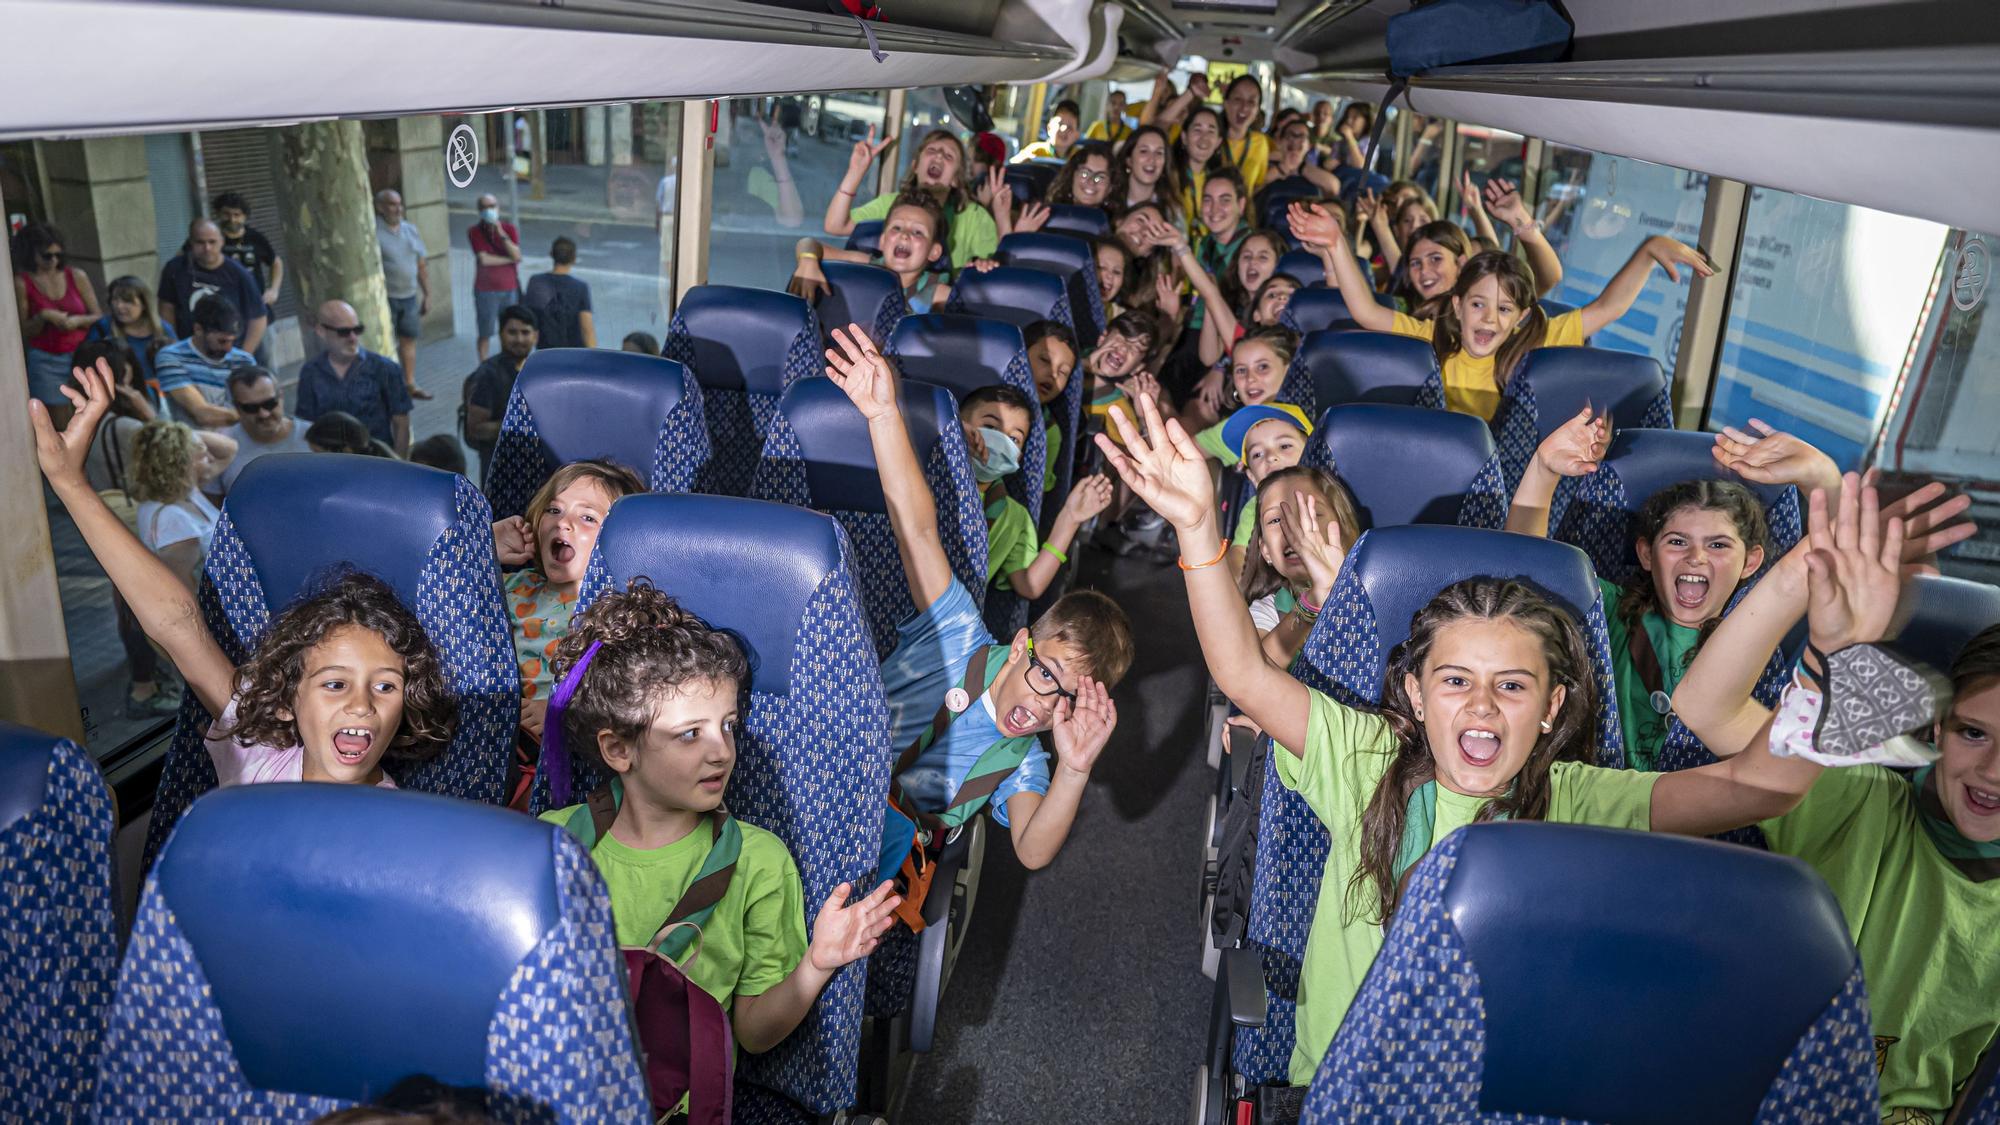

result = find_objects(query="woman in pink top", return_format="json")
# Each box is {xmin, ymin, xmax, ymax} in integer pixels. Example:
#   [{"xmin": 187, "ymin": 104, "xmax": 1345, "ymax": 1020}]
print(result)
[
  {"xmin": 31, "ymin": 359, "xmax": 458, "ymax": 788},
  {"xmin": 12, "ymin": 223, "xmax": 100, "ymax": 426}
]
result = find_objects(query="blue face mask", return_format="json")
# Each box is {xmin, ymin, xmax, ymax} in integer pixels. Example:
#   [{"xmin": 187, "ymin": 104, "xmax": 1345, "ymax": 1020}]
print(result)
[
  {"xmin": 972, "ymin": 427, "xmax": 1022, "ymax": 483},
  {"xmin": 480, "ymin": 207, "xmax": 500, "ymax": 224}
]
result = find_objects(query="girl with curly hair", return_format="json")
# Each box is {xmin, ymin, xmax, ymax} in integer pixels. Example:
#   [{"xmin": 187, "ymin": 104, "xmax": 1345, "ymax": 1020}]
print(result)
[{"xmin": 32, "ymin": 359, "xmax": 457, "ymax": 786}]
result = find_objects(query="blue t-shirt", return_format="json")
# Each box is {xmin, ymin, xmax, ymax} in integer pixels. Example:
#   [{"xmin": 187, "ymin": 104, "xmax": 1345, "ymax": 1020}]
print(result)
[
  {"xmin": 156, "ymin": 254, "xmax": 266, "ymax": 337},
  {"xmin": 294, "ymin": 349, "xmax": 414, "ymax": 444},
  {"xmin": 84, "ymin": 317, "xmax": 176, "ymax": 399},
  {"xmin": 880, "ymin": 581, "xmax": 1050, "ymax": 827},
  {"xmin": 155, "ymin": 337, "xmax": 256, "ymax": 420}
]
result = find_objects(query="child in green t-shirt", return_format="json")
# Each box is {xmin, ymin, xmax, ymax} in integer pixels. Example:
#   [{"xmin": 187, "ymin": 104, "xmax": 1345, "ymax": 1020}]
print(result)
[
  {"xmin": 959, "ymin": 383, "xmax": 1113, "ymax": 599},
  {"xmin": 789, "ymin": 192, "xmax": 952, "ymax": 317},
  {"xmin": 536, "ymin": 580, "xmax": 898, "ymax": 1052},
  {"xmin": 1024, "ymin": 320, "xmax": 1078, "ymax": 497},
  {"xmin": 1096, "ymin": 391, "xmax": 1856, "ymax": 1088}
]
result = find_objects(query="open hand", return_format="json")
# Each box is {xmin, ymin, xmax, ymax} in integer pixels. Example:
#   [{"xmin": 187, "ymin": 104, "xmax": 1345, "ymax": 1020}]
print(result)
[
  {"xmin": 1804, "ymin": 474, "xmax": 1905, "ymax": 653},
  {"xmin": 1015, "ymin": 201, "xmax": 1051, "ymax": 234},
  {"xmin": 1063, "ymin": 472, "xmax": 1115, "ymax": 523},
  {"xmin": 1482, "ymin": 177, "xmax": 1530, "ymax": 230},
  {"xmin": 30, "ymin": 356, "xmax": 115, "ymax": 490},
  {"xmin": 846, "ymin": 124, "xmax": 896, "ymax": 181},
  {"xmin": 1459, "ymin": 170, "xmax": 1487, "ymax": 216},
  {"xmin": 823, "ymin": 325, "xmax": 899, "ymax": 422},
  {"xmin": 808, "ymin": 880, "xmax": 901, "ymax": 971},
  {"xmin": 1644, "ymin": 236, "xmax": 1715, "ymax": 283},
  {"xmin": 1280, "ymin": 490, "xmax": 1347, "ymax": 603},
  {"xmin": 1876, "ymin": 475, "xmax": 1977, "ymax": 572},
  {"xmin": 1195, "ymin": 366, "xmax": 1228, "ymax": 415},
  {"xmin": 491, "ymin": 516, "xmax": 536, "ymax": 567},
  {"xmin": 1286, "ymin": 202, "xmax": 1347, "ymax": 253},
  {"xmin": 1536, "ymin": 404, "xmax": 1610, "ymax": 478},
  {"xmin": 1153, "ymin": 271, "xmax": 1182, "ymax": 320},
  {"xmin": 1094, "ymin": 394, "xmax": 1215, "ymax": 534},
  {"xmin": 1711, "ymin": 419, "xmax": 1840, "ymax": 494},
  {"xmin": 1051, "ymin": 675, "xmax": 1117, "ymax": 775}
]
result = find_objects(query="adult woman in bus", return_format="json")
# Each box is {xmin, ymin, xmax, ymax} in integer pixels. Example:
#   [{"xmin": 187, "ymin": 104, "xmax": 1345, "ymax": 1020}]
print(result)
[
  {"xmin": 1046, "ymin": 144, "xmax": 1120, "ymax": 211},
  {"xmin": 1262, "ymin": 119, "xmax": 1342, "ymax": 198},
  {"xmin": 1172, "ymin": 106, "xmax": 1230, "ymax": 233},
  {"xmin": 84, "ymin": 275, "xmax": 175, "ymax": 408},
  {"xmin": 30, "ymin": 361, "xmax": 454, "ymax": 787},
  {"xmin": 129, "ymin": 416, "xmax": 236, "ymax": 590},
  {"xmin": 1330, "ymin": 102, "xmax": 1375, "ymax": 170},
  {"xmin": 824, "ymin": 126, "xmax": 998, "ymax": 272},
  {"xmin": 1118, "ymin": 125, "xmax": 1186, "ymax": 231},
  {"xmin": 1293, "ymin": 200, "xmax": 1700, "ymax": 421},
  {"xmin": 1095, "ymin": 395, "xmax": 1890, "ymax": 1092},
  {"xmin": 1672, "ymin": 465, "xmax": 1992, "ymax": 1122},
  {"xmin": 13, "ymin": 222, "xmax": 101, "ymax": 427},
  {"xmin": 1217, "ymin": 76, "xmax": 1273, "ymax": 195}
]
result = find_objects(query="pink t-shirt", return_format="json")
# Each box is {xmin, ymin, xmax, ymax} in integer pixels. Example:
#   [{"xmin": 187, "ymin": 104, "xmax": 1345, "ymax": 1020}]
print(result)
[{"xmin": 205, "ymin": 695, "xmax": 398, "ymax": 789}]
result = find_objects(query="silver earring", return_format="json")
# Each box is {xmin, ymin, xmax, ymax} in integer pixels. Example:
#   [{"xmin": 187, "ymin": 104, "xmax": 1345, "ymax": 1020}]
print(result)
[
  {"xmin": 1540, "ymin": 720, "xmax": 1552, "ymax": 732},
  {"xmin": 1414, "ymin": 709, "xmax": 1424, "ymax": 721}
]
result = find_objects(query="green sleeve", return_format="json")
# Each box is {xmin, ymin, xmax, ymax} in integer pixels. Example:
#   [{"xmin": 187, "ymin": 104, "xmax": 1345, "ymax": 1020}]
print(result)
[
  {"xmin": 951, "ymin": 203, "xmax": 999, "ymax": 266},
  {"xmin": 1548, "ymin": 761, "xmax": 1659, "ymax": 831},
  {"xmin": 851, "ymin": 193, "xmax": 893, "ymax": 222},
  {"xmin": 1232, "ymin": 498, "xmax": 1260, "ymax": 547},
  {"xmin": 1273, "ymin": 687, "xmax": 1397, "ymax": 823},
  {"xmin": 1195, "ymin": 422, "xmax": 1238, "ymax": 466},
  {"xmin": 1043, "ymin": 422, "xmax": 1063, "ymax": 495},
  {"xmin": 734, "ymin": 832, "xmax": 809, "ymax": 998},
  {"xmin": 987, "ymin": 499, "xmax": 1040, "ymax": 587}
]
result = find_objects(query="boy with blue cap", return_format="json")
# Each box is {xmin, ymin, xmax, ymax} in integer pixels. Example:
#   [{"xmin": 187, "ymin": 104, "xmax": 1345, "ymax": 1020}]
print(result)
[{"xmin": 1219, "ymin": 401, "xmax": 1314, "ymax": 576}]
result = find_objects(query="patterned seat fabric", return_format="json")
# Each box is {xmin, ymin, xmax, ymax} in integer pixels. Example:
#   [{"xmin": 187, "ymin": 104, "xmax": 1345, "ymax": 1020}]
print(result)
[
  {"xmin": 533, "ymin": 494, "xmax": 892, "ymax": 1118},
  {"xmin": 817, "ymin": 261, "xmax": 908, "ymax": 350},
  {"xmin": 887, "ymin": 313, "xmax": 1047, "ymax": 638},
  {"xmin": 1551, "ymin": 427, "xmax": 1803, "ymax": 780},
  {"xmin": 997, "ymin": 232, "xmax": 1105, "ymax": 348},
  {"xmin": 143, "ymin": 454, "xmax": 519, "ymax": 870},
  {"xmin": 1305, "ymin": 823, "xmax": 1878, "ymax": 1124},
  {"xmin": 1491, "ymin": 346, "xmax": 1673, "ymax": 495},
  {"xmin": 944, "ymin": 269, "xmax": 1086, "ymax": 510},
  {"xmin": 751, "ymin": 378, "xmax": 988, "ymax": 659},
  {"xmin": 0, "ymin": 724, "xmax": 118, "ymax": 1124},
  {"xmin": 663, "ymin": 285, "xmax": 821, "ymax": 497},
  {"xmin": 1003, "ymin": 163, "xmax": 1058, "ymax": 204},
  {"xmin": 484, "ymin": 349, "xmax": 710, "ymax": 521},
  {"xmin": 94, "ymin": 785, "xmax": 649, "ymax": 1123},
  {"xmin": 1303, "ymin": 403, "xmax": 1509, "ymax": 530},
  {"xmin": 1277, "ymin": 328, "xmax": 1443, "ymax": 419},
  {"xmin": 1233, "ymin": 525, "xmax": 1624, "ymax": 1086},
  {"xmin": 1257, "ymin": 178, "xmax": 1321, "ymax": 232}
]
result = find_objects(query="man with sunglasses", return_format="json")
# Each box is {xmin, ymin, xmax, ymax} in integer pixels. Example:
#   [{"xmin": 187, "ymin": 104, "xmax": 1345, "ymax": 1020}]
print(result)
[
  {"xmin": 295, "ymin": 299, "xmax": 414, "ymax": 456},
  {"xmin": 215, "ymin": 367, "xmax": 311, "ymax": 494}
]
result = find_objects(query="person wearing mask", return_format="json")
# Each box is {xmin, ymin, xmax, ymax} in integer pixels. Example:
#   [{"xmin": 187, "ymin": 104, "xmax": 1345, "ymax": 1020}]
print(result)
[{"xmin": 468, "ymin": 193, "xmax": 523, "ymax": 362}]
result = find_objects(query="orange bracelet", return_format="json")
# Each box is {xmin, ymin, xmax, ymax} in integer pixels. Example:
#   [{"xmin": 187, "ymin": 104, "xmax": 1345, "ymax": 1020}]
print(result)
[{"xmin": 1177, "ymin": 540, "xmax": 1229, "ymax": 571}]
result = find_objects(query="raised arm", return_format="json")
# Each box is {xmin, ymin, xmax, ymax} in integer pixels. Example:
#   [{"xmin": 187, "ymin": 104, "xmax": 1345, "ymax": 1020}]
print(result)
[
  {"xmin": 824, "ymin": 325, "xmax": 956, "ymax": 610},
  {"xmin": 1258, "ymin": 490, "xmax": 1345, "ymax": 668},
  {"xmin": 1482, "ymin": 178, "xmax": 1563, "ymax": 296},
  {"xmin": 1459, "ymin": 171, "xmax": 1501, "ymax": 248},
  {"xmin": 823, "ymin": 126, "xmax": 894, "ymax": 237},
  {"xmin": 1289, "ymin": 202, "xmax": 1396, "ymax": 332},
  {"xmin": 1580, "ymin": 236, "xmax": 1713, "ymax": 338},
  {"xmin": 1008, "ymin": 474, "xmax": 1113, "ymax": 599},
  {"xmin": 1095, "ymin": 394, "xmax": 1313, "ymax": 752},
  {"xmin": 30, "ymin": 361, "xmax": 235, "ymax": 717},
  {"xmin": 1504, "ymin": 405, "xmax": 1608, "ymax": 537}
]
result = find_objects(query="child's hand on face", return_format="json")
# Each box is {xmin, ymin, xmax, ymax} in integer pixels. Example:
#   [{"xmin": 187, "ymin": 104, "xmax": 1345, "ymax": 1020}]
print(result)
[
  {"xmin": 1064, "ymin": 473, "xmax": 1115, "ymax": 523},
  {"xmin": 808, "ymin": 880, "xmax": 900, "ymax": 972},
  {"xmin": 1280, "ymin": 491, "xmax": 1346, "ymax": 604},
  {"xmin": 1804, "ymin": 474, "xmax": 1905, "ymax": 654},
  {"xmin": 492, "ymin": 516, "xmax": 535, "ymax": 567},
  {"xmin": 1094, "ymin": 394, "xmax": 1215, "ymax": 533},
  {"xmin": 1711, "ymin": 418, "xmax": 1840, "ymax": 495},
  {"xmin": 963, "ymin": 425, "xmax": 989, "ymax": 465},
  {"xmin": 824, "ymin": 325, "xmax": 900, "ymax": 423},
  {"xmin": 1536, "ymin": 405, "xmax": 1610, "ymax": 478},
  {"xmin": 30, "ymin": 356, "xmax": 116, "ymax": 489},
  {"xmin": 1051, "ymin": 676, "xmax": 1117, "ymax": 777}
]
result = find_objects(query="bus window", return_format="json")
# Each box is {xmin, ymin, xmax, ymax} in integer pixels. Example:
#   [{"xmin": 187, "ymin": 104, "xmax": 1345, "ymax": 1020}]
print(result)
[
  {"xmin": 1450, "ymin": 122, "xmax": 1526, "ymax": 237},
  {"xmin": 1535, "ymin": 144, "xmax": 1707, "ymax": 373},
  {"xmin": 707, "ymin": 93, "xmax": 886, "ymax": 290},
  {"xmin": 1708, "ymin": 189, "xmax": 1949, "ymax": 470}
]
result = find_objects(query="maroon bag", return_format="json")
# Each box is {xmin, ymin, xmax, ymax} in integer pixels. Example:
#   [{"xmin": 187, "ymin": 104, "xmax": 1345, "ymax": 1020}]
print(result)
[{"xmin": 625, "ymin": 921, "xmax": 734, "ymax": 1124}]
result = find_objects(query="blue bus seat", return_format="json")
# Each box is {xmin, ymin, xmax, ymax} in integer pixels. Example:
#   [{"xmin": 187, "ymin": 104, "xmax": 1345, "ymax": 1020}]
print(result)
[
  {"xmin": 1005, "ymin": 162, "xmax": 1058, "ymax": 204},
  {"xmin": 0, "ymin": 723, "xmax": 117, "ymax": 1123},
  {"xmin": 1304, "ymin": 403, "xmax": 1508, "ymax": 529},
  {"xmin": 1257, "ymin": 177, "xmax": 1321, "ymax": 231},
  {"xmin": 1278, "ymin": 285, "xmax": 1394, "ymax": 339},
  {"xmin": 1493, "ymin": 345, "xmax": 1672, "ymax": 494},
  {"xmin": 484, "ymin": 348, "xmax": 709, "ymax": 522},
  {"xmin": 143, "ymin": 454, "xmax": 518, "ymax": 868},
  {"xmin": 1279, "ymin": 329, "xmax": 1443, "ymax": 419},
  {"xmin": 817, "ymin": 260, "xmax": 908, "ymax": 350},
  {"xmin": 1306, "ymin": 823, "xmax": 1876, "ymax": 1123},
  {"xmin": 887, "ymin": 312, "xmax": 1052, "ymax": 524},
  {"xmin": 1893, "ymin": 573, "xmax": 2000, "ymax": 674},
  {"xmin": 1274, "ymin": 249, "xmax": 1325, "ymax": 289},
  {"xmin": 752, "ymin": 377, "xmax": 987, "ymax": 659},
  {"xmin": 1042, "ymin": 203, "xmax": 1109, "ymax": 240},
  {"xmin": 997, "ymin": 231, "xmax": 1105, "ymax": 346},
  {"xmin": 95, "ymin": 785, "xmax": 649, "ymax": 1122},
  {"xmin": 663, "ymin": 285, "xmax": 821, "ymax": 496}
]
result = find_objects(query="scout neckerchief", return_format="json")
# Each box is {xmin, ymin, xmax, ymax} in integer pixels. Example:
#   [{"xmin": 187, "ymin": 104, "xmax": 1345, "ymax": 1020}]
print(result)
[
  {"xmin": 888, "ymin": 643, "xmax": 1035, "ymax": 832},
  {"xmin": 1909, "ymin": 765, "xmax": 2000, "ymax": 879},
  {"xmin": 555, "ymin": 775, "xmax": 743, "ymax": 962}
]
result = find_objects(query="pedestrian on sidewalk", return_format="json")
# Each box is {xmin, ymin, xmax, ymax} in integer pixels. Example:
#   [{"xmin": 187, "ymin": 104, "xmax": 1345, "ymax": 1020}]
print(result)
[{"xmin": 469, "ymin": 193, "xmax": 523, "ymax": 361}]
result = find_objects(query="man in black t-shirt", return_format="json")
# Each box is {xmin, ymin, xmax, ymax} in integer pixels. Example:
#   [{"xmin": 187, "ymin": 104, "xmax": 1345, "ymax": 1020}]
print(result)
[
  {"xmin": 159, "ymin": 218, "xmax": 269, "ymax": 355},
  {"xmin": 211, "ymin": 191, "xmax": 284, "ymax": 312},
  {"xmin": 462, "ymin": 304, "xmax": 540, "ymax": 486},
  {"xmin": 522, "ymin": 236, "xmax": 596, "ymax": 349}
]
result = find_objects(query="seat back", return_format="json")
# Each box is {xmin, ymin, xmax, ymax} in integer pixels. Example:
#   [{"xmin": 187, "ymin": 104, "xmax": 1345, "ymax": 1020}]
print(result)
[
  {"xmin": 1306, "ymin": 823, "xmax": 1876, "ymax": 1123},
  {"xmin": 1331, "ymin": 166, "xmax": 1390, "ymax": 198},
  {"xmin": 663, "ymin": 285, "xmax": 821, "ymax": 496},
  {"xmin": 886, "ymin": 311, "xmax": 1048, "ymax": 537},
  {"xmin": 817, "ymin": 260, "xmax": 909, "ymax": 349},
  {"xmin": 1961, "ymin": 1043, "xmax": 2000, "ymax": 1125},
  {"xmin": 1232, "ymin": 525, "xmax": 1624, "ymax": 1086},
  {"xmin": 1257, "ymin": 177, "xmax": 1321, "ymax": 230},
  {"xmin": 1042, "ymin": 203, "xmax": 1110, "ymax": 239},
  {"xmin": 944, "ymin": 267, "xmax": 1084, "ymax": 503},
  {"xmin": 752, "ymin": 377, "xmax": 987, "ymax": 658},
  {"xmin": 484, "ymin": 349, "xmax": 709, "ymax": 521},
  {"xmin": 1005, "ymin": 162, "xmax": 1058, "ymax": 204},
  {"xmin": 144, "ymin": 454, "xmax": 518, "ymax": 868},
  {"xmin": 998, "ymin": 232, "xmax": 1105, "ymax": 346},
  {"xmin": 1492, "ymin": 346, "xmax": 1672, "ymax": 493},
  {"xmin": 1304, "ymin": 403, "xmax": 1508, "ymax": 529},
  {"xmin": 1893, "ymin": 574, "xmax": 2000, "ymax": 673},
  {"xmin": 1274, "ymin": 249, "xmax": 1326, "ymax": 288},
  {"xmin": 97, "ymin": 785, "xmax": 647, "ymax": 1122},
  {"xmin": 1280, "ymin": 329, "xmax": 1443, "ymax": 418},
  {"xmin": 548, "ymin": 493, "xmax": 892, "ymax": 1114},
  {"xmin": 1279, "ymin": 287, "xmax": 1359, "ymax": 337},
  {"xmin": 0, "ymin": 723, "xmax": 117, "ymax": 1123}
]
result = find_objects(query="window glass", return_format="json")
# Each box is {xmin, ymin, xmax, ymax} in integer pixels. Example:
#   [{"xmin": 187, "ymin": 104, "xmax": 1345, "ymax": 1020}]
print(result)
[
  {"xmin": 708, "ymin": 94, "xmax": 884, "ymax": 290},
  {"xmin": 1400, "ymin": 112, "xmax": 1448, "ymax": 198},
  {"xmin": 1449, "ymin": 123, "xmax": 1525, "ymax": 236},
  {"xmin": 1709, "ymin": 189, "xmax": 1948, "ymax": 469},
  {"xmin": 1535, "ymin": 145, "xmax": 1706, "ymax": 371},
  {"xmin": 17, "ymin": 102, "xmax": 680, "ymax": 760}
]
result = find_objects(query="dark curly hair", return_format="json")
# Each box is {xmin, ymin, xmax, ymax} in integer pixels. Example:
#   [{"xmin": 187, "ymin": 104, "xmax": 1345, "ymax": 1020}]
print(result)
[
  {"xmin": 551, "ymin": 579, "xmax": 749, "ymax": 768},
  {"xmin": 220, "ymin": 571, "xmax": 457, "ymax": 762}
]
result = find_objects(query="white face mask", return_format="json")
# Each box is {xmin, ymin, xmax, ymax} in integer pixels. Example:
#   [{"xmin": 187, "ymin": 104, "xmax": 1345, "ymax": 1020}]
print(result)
[{"xmin": 972, "ymin": 427, "xmax": 1022, "ymax": 483}]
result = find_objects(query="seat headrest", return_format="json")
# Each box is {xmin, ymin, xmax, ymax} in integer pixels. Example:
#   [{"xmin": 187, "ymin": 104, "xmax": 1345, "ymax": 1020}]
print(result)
[
  {"xmin": 1004, "ymin": 163, "xmax": 1058, "ymax": 203},
  {"xmin": 844, "ymin": 220, "xmax": 883, "ymax": 255},
  {"xmin": 515, "ymin": 349, "xmax": 691, "ymax": 471},
  {"xmin": 1316, "ymin": 403, "xmax": 1495, "ymax": 527},
  {"xmin": 1896, "ymin": 574, "xmax": 2000, "ymax": 674},
  {"xmin": 950, "ymin": 267, "xmax": 1068, "ymax": 327},
  {"xmin": 1301, "ymin": 330, "xmax": 1439, "ymax": 408},
  {"xmin": 1349, "ymin": 524, "xmax": 1599, "ymax": 661},
  {"xmin": 888, "ymin": 314, "xmax": 1029, "ymax": 399},
  {"xmin": 1440, "ymin": 822, "xmax": 1857, "ymax": 1123},
  {"xmin": 773, "ymin": 377, "xmax": 957, "ymax": 519},
  {"xmin": 1042, "ymin": 204, "xmax": 1109, "ymax": 238},
  {"xmin": 674, "ymin": 285, "xmax": 813, "ymax": 395},
  {"xmin": 0, "ymin": 722, "xmax": 64, "ymax": 832},
  {"xmin": 998, "ymin": 232, "xmax": 1091, "ymax": 275},
  {"xmin": 590, "ymin": 493, "xmax": 848, "ymax": 695},
  {"xmin": 1600, "ymin": 429, "xmax": 1793, "ymax": 515},
  {"xmin": 1275, "ymin": 250, "xmax": 1325, "ymax": 288},
  {"xmin": 1285, "ymin": 287, "xmax": 1387, "ymax": 335},
  {"xmin": 154, "ymin": 785, "xmax": 568, "ymax": 1102},
  {"xmin": 225, "ymin": 455, "xmax": 460, "ymax": 608},
  {"xmin": 1514, "ymin": 347, "xmax": 1666, "ymax": 441}
]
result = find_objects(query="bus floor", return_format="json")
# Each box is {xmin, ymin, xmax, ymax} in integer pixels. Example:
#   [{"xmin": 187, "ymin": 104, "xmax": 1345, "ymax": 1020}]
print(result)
[{"xmin": 897, "ymin": 548, "xmax": 1212, "ymax": 1122}]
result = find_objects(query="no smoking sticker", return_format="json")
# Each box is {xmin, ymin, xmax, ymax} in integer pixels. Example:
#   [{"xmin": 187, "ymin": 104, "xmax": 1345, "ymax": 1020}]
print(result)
[{"xmin": 447, "ymin": 123, "xmax": 480, "ymax": 189}]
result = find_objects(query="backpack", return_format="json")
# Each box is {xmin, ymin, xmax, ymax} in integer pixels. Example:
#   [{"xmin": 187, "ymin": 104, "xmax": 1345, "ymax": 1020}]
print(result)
[
  {"xmin": 556, "ymin": 780, "xmax": 740, "ymax": 1123},
  {"xmin": 1208, "ymin": 727, "xmax": 1268, "ymax": 948}
]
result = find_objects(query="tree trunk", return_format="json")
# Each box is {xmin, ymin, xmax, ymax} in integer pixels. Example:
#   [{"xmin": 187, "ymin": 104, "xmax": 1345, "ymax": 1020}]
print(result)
[{"xmin": 276, "ymin": 120, "xmax": 393, "ymax": 359}]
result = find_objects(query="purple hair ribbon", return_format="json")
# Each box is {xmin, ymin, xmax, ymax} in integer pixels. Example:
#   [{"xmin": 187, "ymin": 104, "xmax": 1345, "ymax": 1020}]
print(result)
[{"xmin": 541, "ymin": 639, "xmax": 602, "ymax": 808}]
